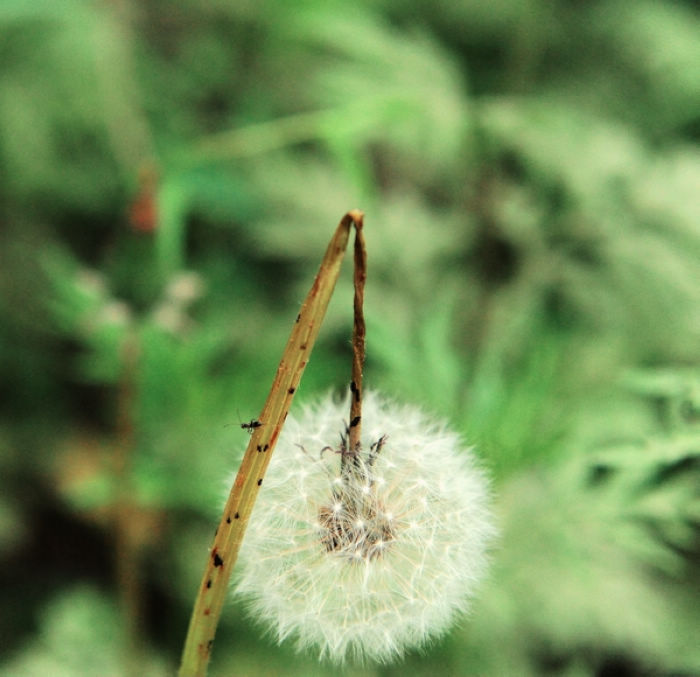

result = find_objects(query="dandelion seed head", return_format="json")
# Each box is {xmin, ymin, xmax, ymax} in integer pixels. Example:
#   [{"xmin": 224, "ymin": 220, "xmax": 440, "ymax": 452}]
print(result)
[{"xmin": 234, "ymin": 391, "xmax": 496, "ymax": 664}]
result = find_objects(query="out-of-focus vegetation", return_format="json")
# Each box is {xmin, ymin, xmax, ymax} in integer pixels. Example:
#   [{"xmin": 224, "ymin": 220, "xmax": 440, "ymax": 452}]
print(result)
[{"xmin": 0, "ymin": 1, "xmax": 698, "ymax": 675}]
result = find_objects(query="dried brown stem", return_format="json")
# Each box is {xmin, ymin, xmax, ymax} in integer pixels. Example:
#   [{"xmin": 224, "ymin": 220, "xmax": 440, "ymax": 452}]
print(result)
[
  {"xmin": 346, "ymin": 217, "xmax": 367, "ymax": 464},
  {"xmin": 178, "ymin": 210, "xmax": 365, "ymax": 677}
]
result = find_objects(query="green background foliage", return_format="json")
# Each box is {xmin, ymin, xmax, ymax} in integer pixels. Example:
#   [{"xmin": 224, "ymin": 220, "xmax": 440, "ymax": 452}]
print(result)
[{"xmin": 0, "ymin": 1, "xmax": 698, "ymax": 675}]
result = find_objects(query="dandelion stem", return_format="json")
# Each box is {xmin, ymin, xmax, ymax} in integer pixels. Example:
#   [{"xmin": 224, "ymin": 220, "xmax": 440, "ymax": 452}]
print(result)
[
  {"xmin": 346, "ymin": 218, "xmax": 367, "ymax": 464},
  {"xmin": 178, "ymin": 210, "xmax": 364, "ymax": 677}
]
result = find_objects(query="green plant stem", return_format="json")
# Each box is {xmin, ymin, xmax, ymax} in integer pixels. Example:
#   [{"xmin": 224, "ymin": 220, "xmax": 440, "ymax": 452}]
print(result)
[
  {"xmin": 178, "ymin": 210, "xmax": 365, "ymax": 677},
  {"xmin": 187, "ymin": 104, "xmax": 380, "ymax": 163},
  {"xmin": 113, "ymin": 330, "xmax": 143, "ymax": 677}
]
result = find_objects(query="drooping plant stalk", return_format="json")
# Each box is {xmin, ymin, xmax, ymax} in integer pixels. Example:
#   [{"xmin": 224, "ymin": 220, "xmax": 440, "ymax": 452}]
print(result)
[
  {"xmin": 113, "ymin": 330, "xmax": 144, "ymax": 677},
  {"xmin": 345, "ymin": 222, "xmax": 367, "ymax": 464},
  {"xmin": 178, "ymin": 210, "xmax": 365, "ymax": 677}
]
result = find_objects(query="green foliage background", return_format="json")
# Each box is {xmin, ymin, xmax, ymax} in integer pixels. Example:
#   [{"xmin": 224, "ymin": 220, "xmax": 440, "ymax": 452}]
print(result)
[{"xmin": 0, "ymin": 1, "xmax": 698, "ymax": 675}]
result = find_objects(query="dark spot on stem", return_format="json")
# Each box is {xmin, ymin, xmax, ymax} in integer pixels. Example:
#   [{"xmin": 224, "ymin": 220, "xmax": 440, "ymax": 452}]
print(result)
[
  {"xmin": 207, "ymin": 639, "xmax": 214, "ymax": 651},
  {"xmin": 350, "ymin": 380, "xmax": 360, "ymax": 401},
  {"xmin": 257, "ymin": 478, "xmax": 263, "ymax": 486},
  {"xmin": 226, "ymin": 516, "xmax": 231, "ymax": 524},
  {"xmin": 264, "ymin": 444, "xmax": 269, "ymax": 451},
  {"xmin": 234, "ymin": 512, "xmax": 240, "ymax": 519},
  {"xmin": 288, "ymin": 387, "xmax": 295, "ymax": 394},
  {"xmin": 206, "ymin": 579, "xmax": 212, "ymax": 589},
  {"xmin": 296, "ymin": 313, "xmax": 301, "ymax": 323},
  {"xmin": 350, "ymin": 416, "xmax": 361, "ymax": 427},
  {"xmin": 300, "ymin": 343, "xmax": 307, "ymax": 350},
  {"xmin": 256, "ymin": 445, "xmax": 262, "ymax": 452},
  {"xmin": 213, "ymin": 553, "xmax": 224, "ymax": 567}
]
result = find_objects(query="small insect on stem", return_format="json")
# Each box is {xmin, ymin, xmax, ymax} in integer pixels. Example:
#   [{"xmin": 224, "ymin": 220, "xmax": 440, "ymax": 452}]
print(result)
[{"xmin": 241, "ymin": 419, "xmax": 262, "ymax": 434}]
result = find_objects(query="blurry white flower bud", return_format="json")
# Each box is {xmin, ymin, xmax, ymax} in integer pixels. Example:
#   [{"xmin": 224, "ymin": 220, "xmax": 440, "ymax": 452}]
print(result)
[
  {"xmin": 166, "ymin": 271, "xmax": 205, "ymax": 306},
  {"xmin": 152, "ymin": 302, "xmax": 184, "ymax": 334},
  {"xmin": 76, "ymin": 269, "xmax": 107, "ymax": 299},
  {"xmin": 100, "ymin": 300, "xmax": 131, "ymax": 325}
]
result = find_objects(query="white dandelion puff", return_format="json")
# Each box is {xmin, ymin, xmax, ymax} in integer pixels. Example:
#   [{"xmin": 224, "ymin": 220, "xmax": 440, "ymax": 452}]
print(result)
[{"xmin": 234, "ymin": 390, "xmax": 496, "ymax": 664}]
